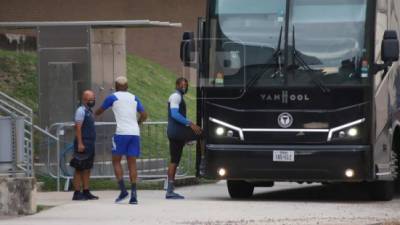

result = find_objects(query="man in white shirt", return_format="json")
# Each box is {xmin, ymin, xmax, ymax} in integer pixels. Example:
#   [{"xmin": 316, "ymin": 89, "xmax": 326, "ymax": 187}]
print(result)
[{"xmin": 95, "ymin": 76, "xmax": 147, "ymax": 205}]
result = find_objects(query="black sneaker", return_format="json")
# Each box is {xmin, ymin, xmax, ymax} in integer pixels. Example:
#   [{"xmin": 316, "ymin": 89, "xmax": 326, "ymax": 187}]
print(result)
[
  {"xmin": 166, "ymin": 191, "xmax": 185, "ymax": 200},
  {"xmin": 72, "ymin": 191, "xmax": 88, "ymax": 201},
  {"xmin": 129, "ymin": 195, "xmax": 138, "ymax": 205},
  {"xmin": 115, "ymin": 191, "xmax": 129, "ymax": 203},
  {"xmin": 83, "ymin": 190, "xmax": 99, "ymax": 200}
]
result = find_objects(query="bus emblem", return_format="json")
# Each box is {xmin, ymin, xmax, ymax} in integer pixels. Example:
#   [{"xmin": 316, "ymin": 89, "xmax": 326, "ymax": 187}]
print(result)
[
  {"xmin": 260, "ymin": 90, "xmax": 310, "ymax": 104},
  {"xmin": 278, "ymin": 112, "xmax": 293, "ymax": 128}
]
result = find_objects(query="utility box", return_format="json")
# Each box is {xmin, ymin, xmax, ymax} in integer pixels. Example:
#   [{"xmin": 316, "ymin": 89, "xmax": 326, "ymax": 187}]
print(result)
[
  {"xmin": 38, "ymin": 26, "xmax": 126, "ymax": 128},
  {"xmin": 0, "ymin": 117, "xmax": 13, "ymax": 173},
  {"xmin": 0, "ymin": 116, "xmax": 26, "ymax": 174}
]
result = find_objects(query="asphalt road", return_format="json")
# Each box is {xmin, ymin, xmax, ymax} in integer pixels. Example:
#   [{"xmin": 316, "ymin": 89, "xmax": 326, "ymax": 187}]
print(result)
[{"xmin": 1, "ymin": 181, "xmax": 399, "ymax": 225}]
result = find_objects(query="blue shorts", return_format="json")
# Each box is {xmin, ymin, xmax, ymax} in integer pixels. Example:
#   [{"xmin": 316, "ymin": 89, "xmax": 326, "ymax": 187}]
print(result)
[{"xmin": 112, "ymin": 135, "xmax": 141, "ymax": 157}]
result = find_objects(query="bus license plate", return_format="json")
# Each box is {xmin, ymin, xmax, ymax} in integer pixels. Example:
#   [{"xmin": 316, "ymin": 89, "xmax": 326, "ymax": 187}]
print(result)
[{"xmin": 273, "ymin": 151, "xmax": 295, "ymax": 162}]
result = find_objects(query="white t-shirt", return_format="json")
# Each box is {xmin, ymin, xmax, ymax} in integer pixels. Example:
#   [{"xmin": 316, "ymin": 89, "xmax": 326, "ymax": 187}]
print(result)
[{"xmin": 101, "ymin": 91, "xmax": 145, "ymax": 136}]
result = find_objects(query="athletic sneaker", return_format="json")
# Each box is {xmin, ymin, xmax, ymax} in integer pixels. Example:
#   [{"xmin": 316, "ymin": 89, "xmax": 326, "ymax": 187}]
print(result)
[
  {"xmin": 166, "ymin": 191, "xmax": 185, "ymax": 199},
  {"xmin": 115, "ymin": 191, "xmax": 129, "ymax": 203},
  {"xmin": 72, "ymin": 191, "xmax": 88, "ymax": 201},
  {"xmin": 129, "ymin": 195, "xmax": 138, "ymax": 205},
  {"xmin": 83, "ymin": 190, "xmax": 99, "ymax": 200}
]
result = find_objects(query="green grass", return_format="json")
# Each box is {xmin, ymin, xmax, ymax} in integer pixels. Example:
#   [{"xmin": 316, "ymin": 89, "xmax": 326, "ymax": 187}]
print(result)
[
  {"xmin": 126, "ymin": 54, "xmax": 196, "ymax": 121},
  {"xmin": 0, "ymin": 50, "xmax": 38, "ymax": 112}
]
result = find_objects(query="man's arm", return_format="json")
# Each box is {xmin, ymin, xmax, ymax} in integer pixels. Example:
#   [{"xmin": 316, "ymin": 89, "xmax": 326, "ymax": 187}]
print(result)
[
  {"xmin": 95, "ymin": 94, "xmax": 117, "ymax": 117},
  {"xmin": 95, "ymin": 107, "xmax": 105, "ymax": 117},
  {"xmin": 170, "ymin": 108, "xmax": 191, "ymax": 126},
  {"xmin": 171, "ymin": 109, "xmax": 202, "ymax": 135},
  {"xmin": 138, "ymin": 111, "xmax": 148, "ymax": 124},
  {"xmin": 75, "ymin": 123, "xmax": 85, "ymax": 153},
  {"xmin": 74, "ymin": 108, "xmax": 85, "ymax": 152},
  {"xmin": 135, "ymin": 97, "xmax": 148, "ymax": 124},
  {"xmin": 169, "ymin": 94, "xmax": 202, "ymax": 134}
]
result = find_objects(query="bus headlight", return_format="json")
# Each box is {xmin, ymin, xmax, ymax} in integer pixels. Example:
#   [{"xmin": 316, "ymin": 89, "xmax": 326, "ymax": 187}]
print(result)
[
  {"xmin": 331, "ymin": 127, "xmax": 361, "ymax": 141},
  {"xmin": 209, "ymin": 117, "xmax": 245, "ymax": 140},
  {"xmin": 347, "ymin": 128, "xmax": 358, "ymax": 137},
  {"xmin": 215, "ymin": 127, "xmax": 225, "ymax": 136},
  {"xmin": 218, "ymin": 168, "xmax": 227, "ymax": 177},
  {"xmin": 345, "ymin": 169, "xmax": 355, "ymax": 178}
]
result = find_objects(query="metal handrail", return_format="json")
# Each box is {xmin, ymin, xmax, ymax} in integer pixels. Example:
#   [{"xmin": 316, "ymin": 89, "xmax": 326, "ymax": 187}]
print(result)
[
  {"xmin": 31, "ymin": 123, "xmax": 58, "ymax": 141},
  {"xmin": 0, "ymin": 91, "xmax": 32, "ymax": 114},
  {"xmin": 49, "ymin": 121, "xmax": 168, "ymax": 131},
  {"xmin": 0, "ymin": 98, "xmax": 30, "ymax": 118}
]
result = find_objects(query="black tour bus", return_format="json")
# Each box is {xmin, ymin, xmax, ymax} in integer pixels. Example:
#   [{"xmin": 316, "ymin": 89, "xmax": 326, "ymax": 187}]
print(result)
[{"xmin": 180, "ymin": 0, "xmax": 400, "ymax": 200}]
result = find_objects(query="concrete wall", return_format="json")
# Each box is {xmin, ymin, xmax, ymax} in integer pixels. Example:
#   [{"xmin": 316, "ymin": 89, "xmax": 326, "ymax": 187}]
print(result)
[
  {"xmin": 91, "ymin": 28, "xmax": 127, "ymax": 123},
  {"xmin": 0, "ymin": 0, "xmax": 207, "ymax": 75},
  {"xmin": 0, "ymin": 177, "xmax": 36, "ymax": 216}
]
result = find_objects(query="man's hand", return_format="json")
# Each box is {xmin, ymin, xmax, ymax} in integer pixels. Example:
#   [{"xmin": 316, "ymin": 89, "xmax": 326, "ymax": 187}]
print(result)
[
  {"xmin": 78, "ymin": 143, "xmax": 85, "ymax": 153},
  {"xmin": 190, "ymin": 122, "xmax": 202, "ymax": 135},
  {"xmin": 138, "ymin": 111, "xmax": 148, "ymax": 125},
  {"xmin": 95, "ymin": 108, "xmax": 105, "ymax": 117}
]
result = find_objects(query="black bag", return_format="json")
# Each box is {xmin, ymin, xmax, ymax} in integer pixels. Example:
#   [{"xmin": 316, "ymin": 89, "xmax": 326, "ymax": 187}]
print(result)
[{"xmin": 69, "ymin": 154, "xmax": 94, "ymax": 171}]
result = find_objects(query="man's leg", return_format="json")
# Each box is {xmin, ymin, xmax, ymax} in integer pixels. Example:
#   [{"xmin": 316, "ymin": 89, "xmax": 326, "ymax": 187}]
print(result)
[
  {"xmin": 82, "ymin": 169, "xmax": 90, "ymax": 190},
  {"xmin": 167, "ymin": 163, "xmax": 178, "ymax": 181},
  {"xmin": 82, "ymin": 169, "xmax": 99, "ymax": 200},
  {"xmin": 72, "ymin": 170, "xmax": 86, "ymax": 200},
  {"xmin": 127, "ymin": 156, "xmax": 137, "ymax": 183},
  {"xmin": 113, "ymin": 155, "xmax": 128, "ymax": 202},
  {"xmin": 73, "ymin": 170, "xmax": 82, "ymax": 191},
  {"xmin": 166, "ymin": 140, "xmax": 185, "ymax": 199},
  {"xmin": 127, "ymin": 156, "xmax": 138, "ymax": 204},
  {"xmin": 126, "ymin": 135, "xmax": 141, "ymax": 205},
  {"xmin": 113, "ymin": 155, "xmax": 124, "ymax": 180}
]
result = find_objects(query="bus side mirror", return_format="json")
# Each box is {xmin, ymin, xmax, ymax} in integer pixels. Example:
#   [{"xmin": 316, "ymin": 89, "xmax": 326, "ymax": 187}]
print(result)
[
  {"xmin": 180, "ymin": 32, "xmax": 196, "ymax": 67},
  {"xmin": 381, "ymin": 30, "xmax": 399, "ymax": 65},
  {"xmin": 374, "ymin": 30, "xmax": 400, "ymax": 74}
]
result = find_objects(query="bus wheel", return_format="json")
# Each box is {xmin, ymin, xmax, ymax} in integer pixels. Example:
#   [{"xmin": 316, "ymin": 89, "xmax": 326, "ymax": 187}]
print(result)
[
  {"xmin": 368, "ymin": 181, "xmax": 395, "ymax": 201},
  {"xmin": 227, "ymin": 180, "xmax": 254, "ymax": 199}
]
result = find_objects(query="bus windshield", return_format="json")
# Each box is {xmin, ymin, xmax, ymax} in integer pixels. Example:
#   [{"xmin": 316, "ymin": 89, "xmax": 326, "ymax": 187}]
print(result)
[{"xmin": 208, "ymin": 0, "xmax": 369, "ymax": 87}]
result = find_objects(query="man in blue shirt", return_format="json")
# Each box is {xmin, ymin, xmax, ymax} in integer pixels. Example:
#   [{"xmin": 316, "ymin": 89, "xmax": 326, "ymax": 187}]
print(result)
[
  {"xmin": 95, "ymin": 76, "xmax": 147, "ymax": 205},
  {"xmin": 166, "ymin": 77, "xmax": 202, "ymax": 199},
  {"xmin": 70, "ymin": 90, "xmax": 99, "ymax": 201}
]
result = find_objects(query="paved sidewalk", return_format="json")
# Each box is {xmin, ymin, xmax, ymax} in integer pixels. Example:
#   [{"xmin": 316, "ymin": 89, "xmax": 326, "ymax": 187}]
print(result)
[{"xmin": 0, "ymin": 182, "xmax": 399, "ymax": 225}]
